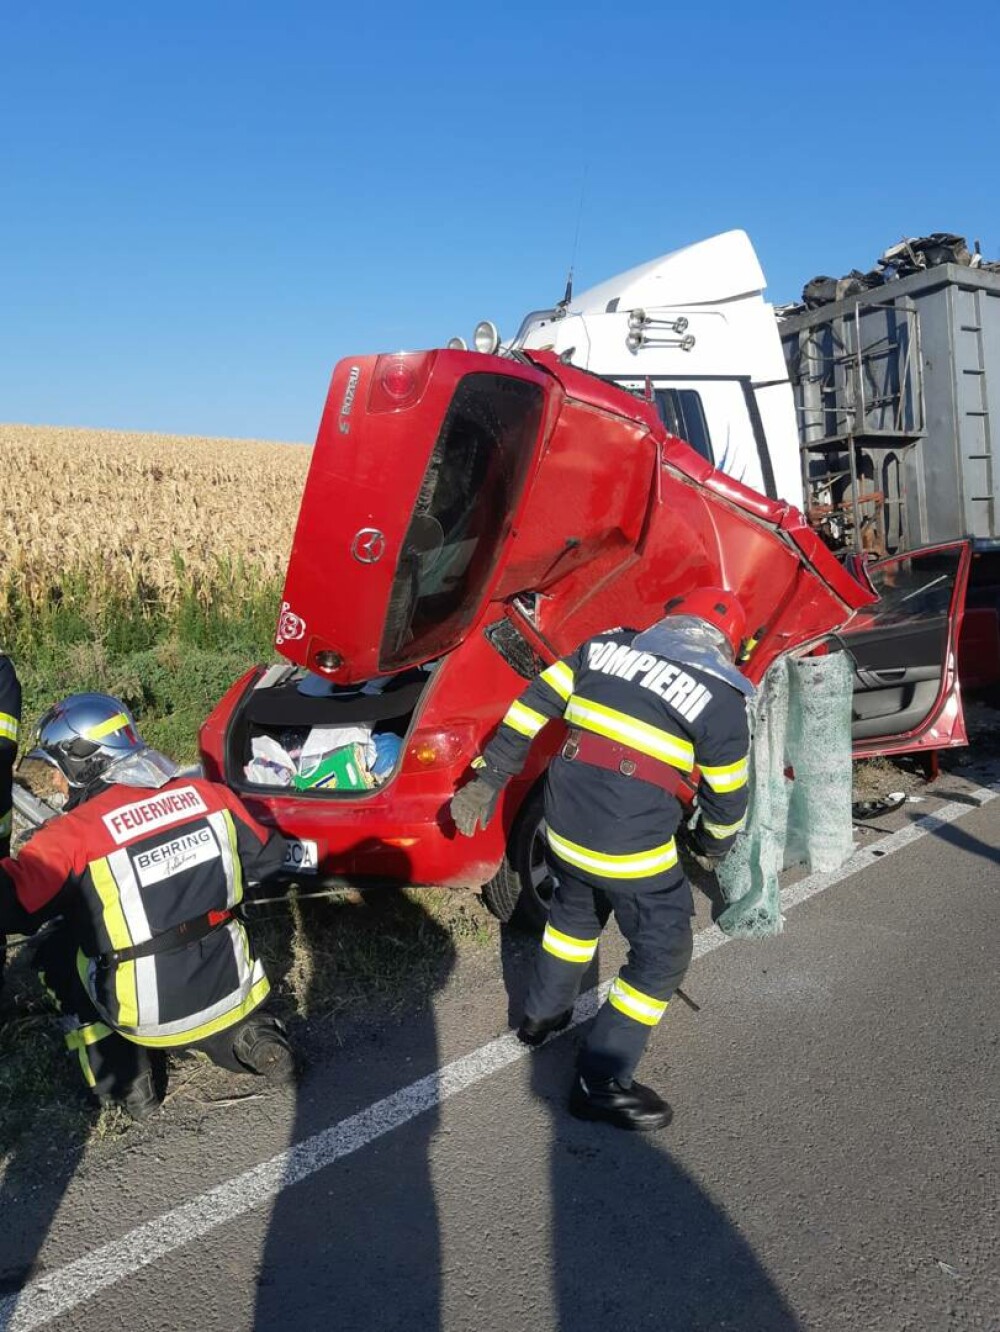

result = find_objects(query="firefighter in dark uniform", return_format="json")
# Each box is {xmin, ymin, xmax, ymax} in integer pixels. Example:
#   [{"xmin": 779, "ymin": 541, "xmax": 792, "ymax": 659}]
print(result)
[
  {"xmin": 0, "ymin": 652, "xmax": 22, "ymax": 993},
  {"xmin": 451, "ymin": 589, "xmax": 754, "ymax": 1131},
  {"xmin": 0, "ymin": 693, "xmax": 294, "ymax": 1120}
]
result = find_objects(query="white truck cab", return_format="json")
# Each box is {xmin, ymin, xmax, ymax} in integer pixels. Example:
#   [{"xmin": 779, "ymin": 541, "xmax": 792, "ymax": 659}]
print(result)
[{"xmin": 511, "ymin": 230, "xmax": 804, "ymax": 512}]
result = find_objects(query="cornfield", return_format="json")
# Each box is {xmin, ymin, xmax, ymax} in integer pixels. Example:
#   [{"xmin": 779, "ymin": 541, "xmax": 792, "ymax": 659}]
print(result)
[{"xmin": 1, "ymin": 424, "xmax": 310, "ymax": 618}]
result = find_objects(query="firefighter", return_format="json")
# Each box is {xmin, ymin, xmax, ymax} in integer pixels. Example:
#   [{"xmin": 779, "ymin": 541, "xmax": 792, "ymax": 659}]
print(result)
[
  {"xmin": 0, "ymin": 693, "xmax": 294, "ymax": 1120},
  {"xmin": 451, "ymin": 589, "xmax": 753, "ymax": 1132},
  {"xmin": 0, "ymin": 652, "xmax": 22, "ymax": 992}
]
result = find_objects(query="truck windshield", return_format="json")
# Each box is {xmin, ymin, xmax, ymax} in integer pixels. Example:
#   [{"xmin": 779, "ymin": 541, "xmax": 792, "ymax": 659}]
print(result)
[{"xmin": 380, "ymin": 373, "xmax": 544, "ymax": 670}]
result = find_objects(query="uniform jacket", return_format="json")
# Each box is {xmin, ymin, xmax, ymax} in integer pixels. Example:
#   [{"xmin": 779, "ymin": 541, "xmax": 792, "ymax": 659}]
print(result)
[
  {"xmin": 479, "ymin": 629, "xmax": 751, "ymax": 888},
  {"xmin": 0, "ymin": 777, "xmax": 286, "ymax": 1046},
  {"xmin": 0, "ymin": 654, "xmax": 20, "ymax": 851}
]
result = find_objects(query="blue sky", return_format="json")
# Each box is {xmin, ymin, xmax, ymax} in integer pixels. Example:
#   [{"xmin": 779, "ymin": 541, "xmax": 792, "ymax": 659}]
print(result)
[{"xmin": 3, "ymin": 1, "xmax": 997, "ymax": 442}]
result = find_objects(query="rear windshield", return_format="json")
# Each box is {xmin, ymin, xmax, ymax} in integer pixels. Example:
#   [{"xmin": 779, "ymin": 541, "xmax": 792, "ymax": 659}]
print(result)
[{"xmin": 380, "ymin": 373, "xmax": 544, "ymax": 670}]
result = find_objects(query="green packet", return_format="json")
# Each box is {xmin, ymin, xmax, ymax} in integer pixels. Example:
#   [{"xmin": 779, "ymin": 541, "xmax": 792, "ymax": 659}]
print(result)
[{"xmin": 293, "ymin": 743, "xmax": 374, "ymax": 792}]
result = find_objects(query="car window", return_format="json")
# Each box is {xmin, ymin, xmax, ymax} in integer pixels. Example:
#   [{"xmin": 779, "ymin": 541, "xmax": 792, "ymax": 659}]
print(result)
[
  {"xmin": 867, "ymin": 547, "xmax": 961, "ymax": 625},
  {"xmin": 654, "ymin": 389, "xmax": 713, "ymax": 464}
]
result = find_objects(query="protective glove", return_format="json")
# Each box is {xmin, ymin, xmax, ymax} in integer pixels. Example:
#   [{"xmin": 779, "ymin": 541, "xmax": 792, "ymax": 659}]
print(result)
[
  {"xmin": 683, "ymin": 819, "xmax": 725, "ymax": 874},
  {"xmin": 450, "ymin": 776, "xmax": 500, "ymax": 837}
]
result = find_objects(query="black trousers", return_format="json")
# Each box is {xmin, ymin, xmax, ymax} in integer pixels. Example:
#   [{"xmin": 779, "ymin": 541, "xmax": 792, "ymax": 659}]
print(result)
[
  {"xmin": 32, "ymin": 925, "xmax": 276, "ymax": 1103},
  {"xmin": 524, "ymin": 865, "xmax": 694, "ymax": 1086}
]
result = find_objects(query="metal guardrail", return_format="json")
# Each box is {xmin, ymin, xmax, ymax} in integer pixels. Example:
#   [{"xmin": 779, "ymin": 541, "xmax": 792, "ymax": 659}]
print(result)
[{"xmin": 12, "ymin": 781, "xmax": 57, "ymax": 830}]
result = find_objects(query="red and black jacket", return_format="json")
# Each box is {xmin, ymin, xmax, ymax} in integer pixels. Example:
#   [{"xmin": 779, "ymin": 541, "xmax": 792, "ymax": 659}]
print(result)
[{"xmin": 0, "ymin": 777, "xmax": 287, "ymax": 1046}]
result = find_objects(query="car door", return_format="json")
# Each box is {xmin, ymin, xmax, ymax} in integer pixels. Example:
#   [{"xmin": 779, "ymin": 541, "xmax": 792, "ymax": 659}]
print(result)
[{"xmin": 836, "ymin": 540, "xmax": 973, "ymax": 758}]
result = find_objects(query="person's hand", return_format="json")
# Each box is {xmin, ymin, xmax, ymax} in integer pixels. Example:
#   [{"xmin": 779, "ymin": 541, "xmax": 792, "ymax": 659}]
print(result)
[
  {"xmin": 450, "ymin": 777, "xmax": 500, "ymax": 837},
  {"xmin": 684, "ymin": 822, "xmax": 725, "ymax": 874}
]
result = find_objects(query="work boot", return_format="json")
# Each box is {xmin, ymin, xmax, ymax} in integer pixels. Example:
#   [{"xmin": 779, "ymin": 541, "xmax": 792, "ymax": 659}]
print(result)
[
  {"xmin": 232, "ymin": 1016, "xmax": 296, "ymax": 1083},
  {"xmin": 517, "ymin": 1009, "xmax": 573, "ymax": 1047},
  {"xmin": 569, "ymin": 1073, "xmax": 673, "ymax": 1131},
  {"xmin": 121, "ymin": 1070, "xmax": 161, "ymax": 1123}
]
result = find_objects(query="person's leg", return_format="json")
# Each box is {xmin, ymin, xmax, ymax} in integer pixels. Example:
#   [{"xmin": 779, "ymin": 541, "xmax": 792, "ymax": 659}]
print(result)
[
  {"xmin": 190, "ymin": 1007, "xmax": 295, "ymax": 1082},
  {"xmin": 519, "ymin": 867, "xmax": 604, "ymax": 1041},
  {"xmin": 579, "ymin": 876, "xmax": 694, "ymax": 1087},
  {"xmin": 569, "ymin": 876, "xmax": 693, "ymax": 1129},
  {"xmin": 33, "ymin": 928, "xmax": 159, "ymax": 1118}
]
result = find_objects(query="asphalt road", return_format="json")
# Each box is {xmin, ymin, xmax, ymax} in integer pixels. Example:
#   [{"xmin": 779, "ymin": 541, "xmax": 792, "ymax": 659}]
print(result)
[{"xmin": 1, "ymin": 783, "xmax": 998, "ymax": 1332}]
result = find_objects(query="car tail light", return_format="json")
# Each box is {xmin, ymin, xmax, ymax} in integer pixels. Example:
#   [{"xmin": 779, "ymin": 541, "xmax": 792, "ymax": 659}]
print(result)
[
  {"xmin": 368, "ymin": 352, "xmax": 434, "ymax": 414},
  {"xmin": 404, "ymin": 727, "xmax": 471, "ymax": 771}
]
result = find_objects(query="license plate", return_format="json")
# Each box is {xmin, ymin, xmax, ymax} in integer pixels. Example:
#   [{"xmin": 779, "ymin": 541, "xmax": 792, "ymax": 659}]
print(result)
[{"xmin": 282, "ymin": 838, "xmax": 319, "ymax": 875}]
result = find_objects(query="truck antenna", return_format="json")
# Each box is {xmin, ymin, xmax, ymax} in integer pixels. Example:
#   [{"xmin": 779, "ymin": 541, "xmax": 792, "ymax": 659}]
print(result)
[{"xmin": 560, "ymin": 164, "xmax": 589, "ymax": 308}]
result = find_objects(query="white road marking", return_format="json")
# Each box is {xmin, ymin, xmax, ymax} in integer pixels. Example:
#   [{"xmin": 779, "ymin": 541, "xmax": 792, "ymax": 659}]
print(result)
[{"xmin": 2, "ymin": 779, "xmax": 997, "ymax": 1332}]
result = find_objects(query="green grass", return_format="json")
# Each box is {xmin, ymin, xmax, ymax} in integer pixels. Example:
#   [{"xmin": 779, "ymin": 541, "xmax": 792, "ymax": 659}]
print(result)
[
  {"xmin": 0, "ymin": 888, "xmax": 499, "ymax": 1159},
  {"xmin": 4, "ymin": 563, "xmax": 285, "ymax": 762},
  {"xmin": 251, "ymin": 886, "xmax": 498, "ymax": 1022}
]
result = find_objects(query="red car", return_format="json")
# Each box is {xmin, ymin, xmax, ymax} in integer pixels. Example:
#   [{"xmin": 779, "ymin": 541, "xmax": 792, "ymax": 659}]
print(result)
[{"xmin": 200, "ymin": 348, "xmax": 879, "ymax": 925}]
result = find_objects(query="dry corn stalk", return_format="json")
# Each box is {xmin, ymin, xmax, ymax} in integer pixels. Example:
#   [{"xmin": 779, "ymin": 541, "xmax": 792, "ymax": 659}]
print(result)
[{"xmin": 1, "ymin": 424, "xmax": 310, "ymax": 618}]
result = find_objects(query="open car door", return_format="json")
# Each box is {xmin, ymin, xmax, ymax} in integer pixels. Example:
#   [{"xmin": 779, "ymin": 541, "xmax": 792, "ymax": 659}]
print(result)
[{"xmin": 838, "ymin": 540, "xmax": 973, "ymax": 759}]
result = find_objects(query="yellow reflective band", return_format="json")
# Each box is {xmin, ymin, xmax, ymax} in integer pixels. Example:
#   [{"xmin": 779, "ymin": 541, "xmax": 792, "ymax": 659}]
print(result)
[
  {"xmin": 564, "ymin": 696, "xmax": 694, "ymax": 770},
  {"xmin": 236, "ymin": 917, "xmax": 253, "ymax": 969},
  {"xmin": 89, "ymin": 857, "xmax": 132, "ymax": 950},
  {"xmin": 546, "ymin": 828, "xmax": 678, "ymax": 880},
  {"xmin": 0, "ymin": 712, "xmax": 19, "ymax": 743},
  {"xmin": 65, "ymin": 1021, "xmax": 113, "ymax": 1049},
  {"xmin": 68, "ymin": 1042, "xmax": 98, "ymax": 1087},
  {"xmin": 608, "ymin": 977, "xmax": 668, "ymax": 1027},
  {"xmin": 222, "ymin": 809, "xmax": 245, "ymax": 906},
  {"xmin": 89, "ymin": 857, "xmax": 139, "ymax": 1028},
  {"xmin": 114, "ymin": 963, "xmax": 139, "ymax": 1030},
  {"xmin": 502, "ymin": 700, "xmax": 548, "ymax": 739},
  {"xmin": 471, "ymin": 756, "xmax": 486, "ymax": 769},
  {"xmin": 700, "ymin": 757, "xmax": 750, "ymax": 793},
  {"xmin": 702, "ymin": 815, "xmax": 746, "ymax": 838},
  {"xmin": 540, "ymin": 661, "xmax": 574, "ymax": 702},
  {"xmin": 84, "ymin": 711, "xmax": 129, "ymax": 742},
  {"xmin": 542, "ymin": 922, "xmax": 599, "ymax": 964},
  {"xmin": 126, "ymin": 974, "xmax": 271, "ymax": 1047}
]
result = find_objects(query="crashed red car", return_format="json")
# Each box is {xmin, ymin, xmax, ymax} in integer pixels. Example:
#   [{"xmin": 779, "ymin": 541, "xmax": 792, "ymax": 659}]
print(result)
[{"xmin": 199, "ymin": 348, "xmax": 874, "ymax": 923}]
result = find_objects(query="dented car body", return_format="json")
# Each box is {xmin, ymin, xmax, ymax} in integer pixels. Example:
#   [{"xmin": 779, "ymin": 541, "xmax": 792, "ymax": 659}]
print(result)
[{"xmin": 199, "ymin": 348, "xmax": 875, "ymax": 891}]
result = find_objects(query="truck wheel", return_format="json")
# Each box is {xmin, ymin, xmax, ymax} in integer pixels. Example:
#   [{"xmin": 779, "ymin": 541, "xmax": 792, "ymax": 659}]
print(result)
[{"xmin": 481, "ymin": 786, "xmax": 553, "ymax": 934}]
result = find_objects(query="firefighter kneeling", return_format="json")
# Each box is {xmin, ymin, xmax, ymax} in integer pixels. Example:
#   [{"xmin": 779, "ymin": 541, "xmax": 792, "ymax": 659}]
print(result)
[
  {"xmin": 0, "ymin": 694, "xmax": 294, "ymax": 1121},
  {"xmin": 451, "ymin": 589, "xmax": 754, "ymax": 1132}
]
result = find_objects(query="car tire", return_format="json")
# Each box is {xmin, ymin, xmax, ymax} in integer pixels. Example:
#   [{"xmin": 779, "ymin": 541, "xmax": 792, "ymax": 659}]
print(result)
[{"xmin": 481, "ymin": 785, "xmax": 554, "ymax": 934}]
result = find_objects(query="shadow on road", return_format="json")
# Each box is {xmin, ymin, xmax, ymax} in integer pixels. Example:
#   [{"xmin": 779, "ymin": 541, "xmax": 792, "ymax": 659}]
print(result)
[
  {"xmin": 252, "ymin": 860, "xmax": 457, "ymax": 1332},
  {"xmin": 0, "ymin": 935, "xmax": 93, "ymax": 1332},
  {"xmin": 916, "ymin": 813, "xmax": 1000, "ymax": 864},
  {"xmin": 526, "ymin": 1033, "xmax": 800, "ymax": 1331},
  {"xmin": 501, "ymin": 910, "xmax": 798, "ymax": 1331}
]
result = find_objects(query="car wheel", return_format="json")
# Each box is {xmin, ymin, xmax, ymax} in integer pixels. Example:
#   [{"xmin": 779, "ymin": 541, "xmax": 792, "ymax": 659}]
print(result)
[{"xmin": 481, "ymin": 785, "xmax": 553, "ymax": 934}]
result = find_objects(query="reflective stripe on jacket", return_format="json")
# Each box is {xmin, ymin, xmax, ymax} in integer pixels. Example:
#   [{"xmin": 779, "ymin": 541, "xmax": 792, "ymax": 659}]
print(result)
[
  {"xmin": 480, "ymin": 630, "xmax": 751, "ymax": 887},
  {"xmin": 0, "ymin": 655, "xmax": 21, "ymax": 850}
]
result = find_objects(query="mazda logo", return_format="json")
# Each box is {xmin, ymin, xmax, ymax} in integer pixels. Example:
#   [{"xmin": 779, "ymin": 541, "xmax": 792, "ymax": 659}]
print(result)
[{"xmin": 351, "ymin": 528, "xmax": 386, "ymax": 564}]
